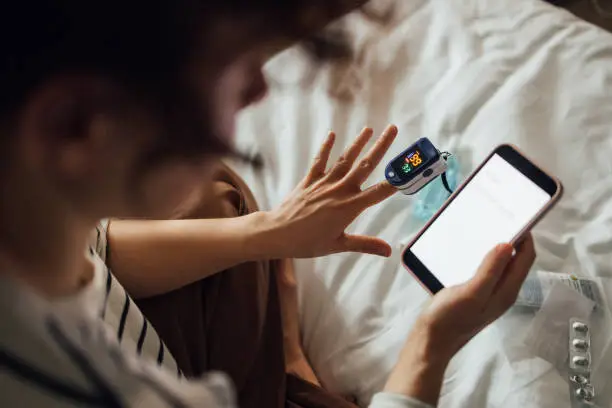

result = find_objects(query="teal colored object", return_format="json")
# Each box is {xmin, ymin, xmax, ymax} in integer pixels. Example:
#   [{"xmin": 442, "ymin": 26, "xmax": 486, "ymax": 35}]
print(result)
[{"xmin": 413, "ymin": 155, "xmax": 462, "ymax": 222}]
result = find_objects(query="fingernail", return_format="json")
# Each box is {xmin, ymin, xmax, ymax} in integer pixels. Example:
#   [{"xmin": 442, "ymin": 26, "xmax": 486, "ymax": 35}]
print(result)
[
  {"xmin": 380, "ymin": 248, "xmax": 392, "ymax": 257},
  {"xmin": 496, "ymin": 244, "xmax": 512, "ymax": 256}
]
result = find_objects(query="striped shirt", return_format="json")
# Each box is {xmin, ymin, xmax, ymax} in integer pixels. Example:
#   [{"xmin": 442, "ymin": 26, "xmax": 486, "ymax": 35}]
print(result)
[
  {"xmin": 0, "ymin": 223, "xmax": 234, "ymax": 407},
  {"xmin": 92, "ymin": 221, "xmax": 179, "ymax": 377}
]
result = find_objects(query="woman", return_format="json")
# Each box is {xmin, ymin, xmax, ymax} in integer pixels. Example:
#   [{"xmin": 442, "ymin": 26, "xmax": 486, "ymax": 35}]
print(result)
[{"xmin": 0, "ymin": 1, "xmax": 535, "ymax": 407}]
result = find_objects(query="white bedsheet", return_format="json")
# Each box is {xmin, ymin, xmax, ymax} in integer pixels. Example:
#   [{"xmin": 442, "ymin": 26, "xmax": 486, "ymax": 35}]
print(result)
[{"xmin": 230, "ymin": 0, "xmax": 612, "ymax": 406}]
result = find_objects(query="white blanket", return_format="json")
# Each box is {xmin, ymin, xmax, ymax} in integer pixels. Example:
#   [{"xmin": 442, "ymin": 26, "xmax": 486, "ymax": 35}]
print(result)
[{"xmin": 230, "ymin": 0, "xmax": 612, "ymax": 406}]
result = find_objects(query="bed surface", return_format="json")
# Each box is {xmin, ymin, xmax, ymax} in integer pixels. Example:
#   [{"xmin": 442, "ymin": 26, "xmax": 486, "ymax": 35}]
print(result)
[{"xmin": 230, "ymin": 0, "xmax": 612, "ymax": 406}]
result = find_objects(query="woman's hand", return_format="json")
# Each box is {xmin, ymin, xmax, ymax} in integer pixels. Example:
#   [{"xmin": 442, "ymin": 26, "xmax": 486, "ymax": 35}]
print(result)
[
  {"xmin": 418, "ymin": 235, "xmax": 535, "ymax": 359},
  {"xmin": 261, "ymin": 125, "xmax": 398, "ymax": 259},
  {"xmin": 384, "ymin": 235, "xmax": 536, "ymax": 405}
]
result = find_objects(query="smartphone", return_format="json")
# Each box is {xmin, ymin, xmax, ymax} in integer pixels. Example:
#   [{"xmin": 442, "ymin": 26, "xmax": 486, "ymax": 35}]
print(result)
[{"xmin": 402, "ymin": 144, "xmax": 563, "ymax": 294}]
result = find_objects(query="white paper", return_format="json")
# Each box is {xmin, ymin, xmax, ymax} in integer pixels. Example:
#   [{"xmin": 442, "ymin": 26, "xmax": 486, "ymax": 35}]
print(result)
[{"xmin": 515, "ymin": 271, "xmax": 602, "ymax": 309}]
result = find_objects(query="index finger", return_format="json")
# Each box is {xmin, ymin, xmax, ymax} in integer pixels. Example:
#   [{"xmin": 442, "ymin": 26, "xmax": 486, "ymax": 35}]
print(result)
[
  {"xmin": 354, "ymin": 180, "xmax": 397, "ymax": 208},
  {"xmin": 343, "ymin": 124, "xmax": 398, "ymax": 186}
]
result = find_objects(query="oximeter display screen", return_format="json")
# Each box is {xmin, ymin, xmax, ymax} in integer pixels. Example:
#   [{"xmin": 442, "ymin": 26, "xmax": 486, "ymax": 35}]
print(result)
[{"xmin": 393, "ymin": 148, "xmax": 428, "ymax": 175}]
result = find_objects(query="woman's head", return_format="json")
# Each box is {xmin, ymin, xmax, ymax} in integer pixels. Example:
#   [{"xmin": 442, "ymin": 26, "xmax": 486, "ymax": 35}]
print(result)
[{"xmin": 0, "ymin": 0, "xmax": 363, "ymax": 219}]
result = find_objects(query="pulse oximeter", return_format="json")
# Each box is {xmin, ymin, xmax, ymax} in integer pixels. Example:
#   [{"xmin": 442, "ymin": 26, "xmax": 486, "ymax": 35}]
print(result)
[{"xmin": 385, "ymin": 137, "xmax": 450, "ymax": 195}]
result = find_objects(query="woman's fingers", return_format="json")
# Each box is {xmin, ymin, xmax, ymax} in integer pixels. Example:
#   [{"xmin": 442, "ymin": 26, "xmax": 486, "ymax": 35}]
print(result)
[
  {"xmin": 327, "ymin": 127, "xmax": 374, "ymax": 180},
  {"xmin": 344, "ymin": 125, "xmax": 398, "ymax": 186},
  {"xmin": 303, "ymin": 131, "xmax": 336, "ymax": 186},
  {"xmin": 354, "ymin": 181, "xmax": 397, "ymax": 208}
]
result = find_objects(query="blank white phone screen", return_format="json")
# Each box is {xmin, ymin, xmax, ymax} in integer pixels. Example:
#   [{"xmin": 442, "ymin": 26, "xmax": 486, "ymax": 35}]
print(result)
[{"xmin": 411, "ymin": 153, "xmax": 551, "ymax": 288}]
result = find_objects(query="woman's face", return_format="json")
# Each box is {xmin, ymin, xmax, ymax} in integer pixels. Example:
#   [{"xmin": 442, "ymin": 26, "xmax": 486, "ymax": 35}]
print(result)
[
  {"xmin": 95, "ymin": 21, "xmax": 278, "ymax": 219},
  {"xmin": 133, "ymin": 49, "xmax": 271, "ymax": 217}
]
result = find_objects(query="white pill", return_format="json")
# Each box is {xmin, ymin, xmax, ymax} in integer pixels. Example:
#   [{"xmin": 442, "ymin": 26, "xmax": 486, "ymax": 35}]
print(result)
[{"xmin": 572, "ymin": 321, "xmax": 589, "ymax": 333}]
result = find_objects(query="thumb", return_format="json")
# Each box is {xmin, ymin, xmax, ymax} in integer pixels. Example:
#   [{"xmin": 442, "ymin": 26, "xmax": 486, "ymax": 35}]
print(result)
[
  {"xmin": 339, "ymin": 234, "xmax": 392, "ymax": 257},
  {"xmin": 468, "ymin": 244, "xmax": 514, "ymax": 298}
]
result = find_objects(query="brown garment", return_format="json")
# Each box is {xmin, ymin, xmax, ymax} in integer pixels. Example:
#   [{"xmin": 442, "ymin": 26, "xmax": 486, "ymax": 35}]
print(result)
[{"xmin": 135, "ymin": 164, "xmax": 356, "ymax": 408}]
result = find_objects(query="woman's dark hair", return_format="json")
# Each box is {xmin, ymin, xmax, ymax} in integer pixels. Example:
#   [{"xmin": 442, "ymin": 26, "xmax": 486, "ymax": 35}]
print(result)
[{"xmin": 0, "ymin": 1, "xmax": 372, "ymax": 162}]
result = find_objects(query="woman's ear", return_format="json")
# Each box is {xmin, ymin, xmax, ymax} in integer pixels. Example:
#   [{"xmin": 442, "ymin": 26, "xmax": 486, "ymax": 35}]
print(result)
[{"xmin": 55, "ymin": 116, "xmax": 118, "ymax": 181}]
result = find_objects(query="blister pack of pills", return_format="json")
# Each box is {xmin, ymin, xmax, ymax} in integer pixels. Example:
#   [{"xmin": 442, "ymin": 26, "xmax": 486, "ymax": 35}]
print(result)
[{"xmin": 568, "ymin": 318, "xmax": 597, "ymax": 407}]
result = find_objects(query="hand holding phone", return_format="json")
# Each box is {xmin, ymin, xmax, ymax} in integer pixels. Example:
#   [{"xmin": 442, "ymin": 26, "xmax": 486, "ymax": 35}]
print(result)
[
  {"xmin": 414, "ymin": 236, "xmax": 535, "ymax": 358},
  {"xmin": 384, "ymin": 144, "xmax": 557, "ymax": 405},
  {"xmin": 384, "ymin": 237, "xmax": 536, "ymax": 405}
]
